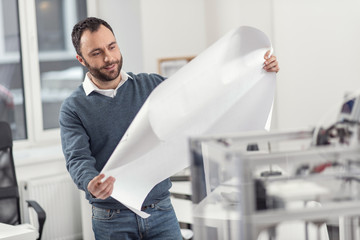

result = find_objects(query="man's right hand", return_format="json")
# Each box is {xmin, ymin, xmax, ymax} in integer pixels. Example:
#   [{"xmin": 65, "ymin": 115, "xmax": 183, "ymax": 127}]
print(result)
[{"xmin": 87, "ymin": 174, "xmax": 116, "ymax": 199}]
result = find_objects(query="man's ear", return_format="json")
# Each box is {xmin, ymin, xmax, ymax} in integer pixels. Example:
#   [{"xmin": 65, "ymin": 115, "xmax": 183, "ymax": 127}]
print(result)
[{"xmin": 76, "ymin": 54, "xmax": 86, "ymax": 67}]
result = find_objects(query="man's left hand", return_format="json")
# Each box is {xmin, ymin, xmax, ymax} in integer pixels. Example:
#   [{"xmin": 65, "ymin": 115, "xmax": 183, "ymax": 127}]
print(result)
[{"xmin": 263, "ymin": 50, "xmax": 279, "ymax": 73}]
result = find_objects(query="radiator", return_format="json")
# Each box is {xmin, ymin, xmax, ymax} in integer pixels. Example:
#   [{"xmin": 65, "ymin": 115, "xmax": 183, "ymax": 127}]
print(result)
[{"xmin": 20, "ymin": 174, "xmax": 83, "ymax": 240}]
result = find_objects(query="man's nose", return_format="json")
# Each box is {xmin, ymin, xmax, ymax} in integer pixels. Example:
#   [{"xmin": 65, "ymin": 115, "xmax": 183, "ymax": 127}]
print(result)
[{"xmin": 104, "ymin": 49, "xmax": 114, "ymax": 62}]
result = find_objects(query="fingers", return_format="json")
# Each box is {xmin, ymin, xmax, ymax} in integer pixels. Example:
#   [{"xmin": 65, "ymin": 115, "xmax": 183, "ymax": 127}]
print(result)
[
  {"xmin": 93, "ymin": 173, "xmax": 106, "ymax": 184},
  {"xmin": 96, "ymin": 179, "xmax": 115, "ymax": 199},
  {"xmin": 87, "ymin": 174, "xmax": 116, "ymax": 200},
  {"xmin": 264, "ymin": 50, "xmax": 271, "ymax": 60},
  {"xmin": 263, "ymin": 54, "xmax": 279, "ymax": 73}
]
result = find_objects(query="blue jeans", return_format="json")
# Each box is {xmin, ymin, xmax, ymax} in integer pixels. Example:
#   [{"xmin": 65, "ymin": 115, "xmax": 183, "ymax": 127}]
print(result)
[{"xmin": 92, "ymin": 196, "xmax": 182, "ymax": 240}]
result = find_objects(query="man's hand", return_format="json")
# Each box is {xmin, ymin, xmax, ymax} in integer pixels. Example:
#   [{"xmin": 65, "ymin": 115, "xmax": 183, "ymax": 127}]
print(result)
[
  {"xmin": 263, "ymin": 50, "xmax": 279, "ymax": 73},
  {"xmin": 87, "ymin": 174, "xmax": 116, "ymax": 200}
]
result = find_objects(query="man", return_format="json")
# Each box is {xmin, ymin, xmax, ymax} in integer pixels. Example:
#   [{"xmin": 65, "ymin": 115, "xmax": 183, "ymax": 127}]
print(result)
[{"xmin": 60, "ymin": 17, "xmax": 279, "ymax": 240}]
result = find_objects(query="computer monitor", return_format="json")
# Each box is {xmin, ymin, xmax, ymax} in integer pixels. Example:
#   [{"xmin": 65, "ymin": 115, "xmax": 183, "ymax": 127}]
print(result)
[{"xmin": 337, "ymin": 91, "xmax": 360, "ymax": 123}]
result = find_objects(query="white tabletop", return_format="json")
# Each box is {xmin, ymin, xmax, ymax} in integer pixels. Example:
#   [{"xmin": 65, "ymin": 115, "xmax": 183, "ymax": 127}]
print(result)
[{"xmin": 0, "ymin": 223, "xmax": 38, "ymax": 240}]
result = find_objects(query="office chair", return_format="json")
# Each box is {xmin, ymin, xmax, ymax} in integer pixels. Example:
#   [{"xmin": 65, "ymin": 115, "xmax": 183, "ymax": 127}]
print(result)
[{"xmin": 0, "ymin": 121, "xmax": 46, "ymax": 240}]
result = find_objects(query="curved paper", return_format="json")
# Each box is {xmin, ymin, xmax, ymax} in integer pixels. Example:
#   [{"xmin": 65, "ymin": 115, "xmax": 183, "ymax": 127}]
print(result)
[{"xmin": 102, "ymin": 26, "xmax": 276, "ymax": 218}]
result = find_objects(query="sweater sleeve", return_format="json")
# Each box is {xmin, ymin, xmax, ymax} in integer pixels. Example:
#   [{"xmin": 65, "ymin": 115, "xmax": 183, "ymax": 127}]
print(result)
[{"xmin": 59, "ymin": 99, "xmax": 98, "ymax": 198}]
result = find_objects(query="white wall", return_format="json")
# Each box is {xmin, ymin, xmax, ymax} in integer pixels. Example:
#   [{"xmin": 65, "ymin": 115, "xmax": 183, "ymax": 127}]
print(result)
[
  {"xmin": 140, "ymin": 0, "xmax": 207, "ymax": 73},
  {"xmin": 274, "ymin": 0, "xmax": 360, "ymax": 130},
  {"xmin": 203, "ymin": 0, "xmax": 273, "ymax": 45}
]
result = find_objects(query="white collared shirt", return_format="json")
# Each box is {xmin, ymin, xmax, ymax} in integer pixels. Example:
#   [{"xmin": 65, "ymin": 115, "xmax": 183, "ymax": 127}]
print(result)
[{"xmin": 82, "ymin": 70, "xmax": 132, "ymax": 98}]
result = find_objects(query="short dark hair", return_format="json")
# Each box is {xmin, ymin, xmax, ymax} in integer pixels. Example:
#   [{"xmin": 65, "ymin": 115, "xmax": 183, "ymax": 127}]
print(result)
[{"xmin": 71, "ymin": 17, "xmax": 114, "ymax": 56}]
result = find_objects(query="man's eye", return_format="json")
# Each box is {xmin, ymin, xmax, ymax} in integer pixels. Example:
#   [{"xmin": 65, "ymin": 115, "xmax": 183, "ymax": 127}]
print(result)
[{"xmin": 92, "ymin": 52, "xmax": 100, "ymax": 56}]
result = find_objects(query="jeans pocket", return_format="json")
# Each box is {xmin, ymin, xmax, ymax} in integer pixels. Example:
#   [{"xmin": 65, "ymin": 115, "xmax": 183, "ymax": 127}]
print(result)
[
  {"xmin": 155, "ymin": 197, "xmax": 173, "ymax": 211},
  {"xmin": 92, "ymin": 206, "xmax": 114, "ymax": 220}
]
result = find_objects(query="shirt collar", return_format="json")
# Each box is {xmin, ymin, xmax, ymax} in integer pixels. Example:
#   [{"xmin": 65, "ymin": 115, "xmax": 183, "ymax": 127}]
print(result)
[{"xmin": 83, "ymin": 70, "xmax": 132, "ymax": 97}]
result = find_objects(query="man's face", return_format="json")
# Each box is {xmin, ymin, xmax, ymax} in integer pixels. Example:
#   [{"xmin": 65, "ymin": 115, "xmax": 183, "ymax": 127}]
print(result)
[{"xmin": 77, "ymin": 25, "xmax": 122, "ymax": 82}]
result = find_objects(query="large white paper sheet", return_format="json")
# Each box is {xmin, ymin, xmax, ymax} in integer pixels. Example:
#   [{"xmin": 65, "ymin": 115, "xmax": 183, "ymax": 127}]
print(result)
[{"xmin": 101, "ymin": 26, "xmax": 276, "ymax": 218}]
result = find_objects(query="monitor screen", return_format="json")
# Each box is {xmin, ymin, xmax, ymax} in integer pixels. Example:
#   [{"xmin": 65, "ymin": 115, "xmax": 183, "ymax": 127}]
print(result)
[{"xmin": 340, "ymin": 98, "xmax": 355, "ymax": 114}]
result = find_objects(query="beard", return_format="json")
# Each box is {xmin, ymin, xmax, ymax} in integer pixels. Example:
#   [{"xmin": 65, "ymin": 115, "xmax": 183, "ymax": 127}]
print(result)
[{"xmin": 84, "ymin": 57, "xmax": 123, "ymax": 82}]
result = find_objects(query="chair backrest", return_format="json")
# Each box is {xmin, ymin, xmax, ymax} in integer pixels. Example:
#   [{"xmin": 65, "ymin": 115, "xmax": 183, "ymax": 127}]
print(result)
[{"xmin": 0, "ymin": 121, "xmax": 21, "ymax": 225}]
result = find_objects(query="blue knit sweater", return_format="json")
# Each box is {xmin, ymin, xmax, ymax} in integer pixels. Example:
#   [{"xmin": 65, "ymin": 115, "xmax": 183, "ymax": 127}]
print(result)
[{"xmin": 59, "ymin": 72, "xmax": 171, "ymax": 210}]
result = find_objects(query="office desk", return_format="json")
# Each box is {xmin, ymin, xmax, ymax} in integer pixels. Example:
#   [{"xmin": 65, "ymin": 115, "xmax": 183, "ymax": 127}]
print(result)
[{"xmin": 0, "ymin": 223, "xmax": 38, "ymax": 240}]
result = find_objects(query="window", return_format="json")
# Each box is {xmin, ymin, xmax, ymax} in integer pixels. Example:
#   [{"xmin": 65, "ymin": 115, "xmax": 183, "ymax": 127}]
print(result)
[
  {"xmin": 0, "ymin": 0, "xmax": 87, "ymax": 141},
  {"xmin": 36, "ymin": 0, "xmax": 87, "ymax": 130},
  {"xmin": 0, "ymin": 0, "xmax": 25, "ymax": 139}
]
